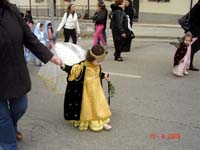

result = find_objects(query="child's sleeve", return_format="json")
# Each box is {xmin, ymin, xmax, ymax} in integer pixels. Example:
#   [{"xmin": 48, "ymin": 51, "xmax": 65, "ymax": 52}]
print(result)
[
  {"xmin": 61, "ymin": 64, "xmax": 72, "ymax": 73},
  {"xmin": 100, "ymin": 72, "xmax": 105, "ymax": 79},
  {"xmin": 68, "ymin": 64, "xmax": 83, "ymax": 81}
]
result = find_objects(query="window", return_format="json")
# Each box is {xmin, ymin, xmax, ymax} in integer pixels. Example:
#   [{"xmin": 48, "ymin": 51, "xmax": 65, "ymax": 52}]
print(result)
[
  {"xmin": 64, "ymin": 0, "xmax": 75, "ymax": 2},
  {"xmin": 149, "ymin": 0, "xmax": 170, "ymax": 2},
  {"xmin": 35, "ymin": 0, "xmax": 44, "ymax": 3}
]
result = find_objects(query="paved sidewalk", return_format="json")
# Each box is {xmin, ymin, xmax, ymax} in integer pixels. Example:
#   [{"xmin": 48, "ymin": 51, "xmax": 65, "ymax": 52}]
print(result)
[{"xmin": 133, "ymin": 23, "xmax": 184, "ymax": 41}]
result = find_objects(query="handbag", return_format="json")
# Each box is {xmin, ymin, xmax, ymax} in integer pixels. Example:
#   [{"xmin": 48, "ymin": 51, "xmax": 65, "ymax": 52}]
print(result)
[{"xmin": 178, "ymin": 13, "xmax": 190, "ymax": 32}]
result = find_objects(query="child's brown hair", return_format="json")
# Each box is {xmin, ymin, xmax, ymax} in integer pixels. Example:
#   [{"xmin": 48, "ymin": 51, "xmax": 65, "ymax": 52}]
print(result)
[{"xmin": 86, "ymin": 45, "xmax": 107, "ymax": 62}]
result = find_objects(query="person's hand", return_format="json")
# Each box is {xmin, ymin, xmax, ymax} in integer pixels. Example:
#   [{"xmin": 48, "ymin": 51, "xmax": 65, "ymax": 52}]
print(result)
[
  {"xmin": 121, "ymin": 33, "xmax": 126, "ymax": 38},
  {"xmin": 50, "ymin": 55, "xmax": 63, "ymax": 66},
  {"xmin": 104, "ymin": 73, "xmax": 110, "ymax": 81}
]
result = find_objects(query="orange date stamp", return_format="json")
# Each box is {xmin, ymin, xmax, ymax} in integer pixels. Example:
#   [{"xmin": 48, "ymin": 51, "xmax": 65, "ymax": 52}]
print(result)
[{"xmin": 150, "ymin": 133, "xmax": 181, "ymax": 140}]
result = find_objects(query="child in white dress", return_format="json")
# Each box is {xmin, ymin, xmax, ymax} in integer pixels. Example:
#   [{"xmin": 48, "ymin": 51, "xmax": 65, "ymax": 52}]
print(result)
[{"xmin": 173, "ymin": 32, "xmax": 193, "ymax": 76}]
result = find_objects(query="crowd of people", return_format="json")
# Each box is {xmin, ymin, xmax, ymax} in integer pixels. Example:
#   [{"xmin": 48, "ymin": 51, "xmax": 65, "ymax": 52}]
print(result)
[
  {"xmin": 1, "ymin": 0, "xmax": 135, "ymax": 149},
  {"xmin": 1, "ymin": 0, "xmax": 200, "ymax": 149}
]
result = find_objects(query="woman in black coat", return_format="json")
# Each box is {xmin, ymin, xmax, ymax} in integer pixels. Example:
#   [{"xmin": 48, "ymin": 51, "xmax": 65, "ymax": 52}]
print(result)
[
  {"xmin": 189, "ymin": 0, "xmax": 200, "ymax": 71},
  {"xmin": 0, "ymin": 1, "xmax": 63, "ymax": 149},
  {"xmin": 123, "ymin": 0, "xmax": 134, "ymax": 52},
  {"xmin": 110, "ymin": 0, "xmax": 129, "ymax": 61},
  {"xmin": 124, "ymin": 0, "xmax": 134, "ymax": 27}
]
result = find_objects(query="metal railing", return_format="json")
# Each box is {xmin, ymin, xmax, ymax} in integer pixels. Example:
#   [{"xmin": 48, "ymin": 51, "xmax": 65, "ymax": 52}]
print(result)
[{"xmin": 18, "ymin": 5, "xmax": 105, "ymax": 19}]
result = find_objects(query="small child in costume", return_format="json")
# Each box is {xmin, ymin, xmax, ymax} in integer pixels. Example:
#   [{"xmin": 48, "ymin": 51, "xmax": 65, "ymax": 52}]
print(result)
[
  {"xmin": 33, "ymin": 22, "xmax": 45, "ymax": 66},
  {"xmin": 61, "ymin": 45, "xmax": 112, "ymax": 131},
  {"xmin": 173, "ymin": 32, "xmax": 193, "ymax": 77}
]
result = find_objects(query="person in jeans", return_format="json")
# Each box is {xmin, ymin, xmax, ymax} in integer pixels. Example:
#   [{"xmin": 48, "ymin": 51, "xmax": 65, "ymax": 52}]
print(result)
[{"xmin": 0, "ymin": 1, "xmax": 63, "ymax": 150}]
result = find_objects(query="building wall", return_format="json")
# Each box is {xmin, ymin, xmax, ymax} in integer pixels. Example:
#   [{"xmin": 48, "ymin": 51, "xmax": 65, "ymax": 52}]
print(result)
[
  {"xmin": 138, "ymin": 0, "xmax": 198, "ymax": 24},
  {"xmin": 140, "ymin": 0, "xmax": 190, "ymax": 15},
  {"xmin": 9, "ymin": 0, "xmax": 199, "ymax": 24}
]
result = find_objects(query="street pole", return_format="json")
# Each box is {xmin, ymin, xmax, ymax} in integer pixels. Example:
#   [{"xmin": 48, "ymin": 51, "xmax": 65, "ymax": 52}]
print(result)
[
  {"xmin": 190, "ymin": 0, "xmax": 193, "ymax": 9},
  {"xmin": 29, "ymin": 0, "xmax": 31, "ymax": 13},
  {"xmin": 49, "ymin": 0, "xmax": 55, "ymax": 27},
  {"xmin": 87, "ymin": 0, "xmax": 90, "ymax": 19}
]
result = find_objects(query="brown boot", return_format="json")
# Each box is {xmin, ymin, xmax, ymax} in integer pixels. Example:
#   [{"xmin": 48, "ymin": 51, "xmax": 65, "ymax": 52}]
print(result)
[{"xmin": 16, "ymin": 131, "xmax": 23, "ymax": 141}]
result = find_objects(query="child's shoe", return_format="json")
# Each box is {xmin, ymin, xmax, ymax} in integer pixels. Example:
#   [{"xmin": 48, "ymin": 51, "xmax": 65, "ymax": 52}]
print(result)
[
  {"xmin": 184, "ymin": 71, "xmax": 189, "ymax": 75},
  {"xmin": 16, "ymin": 131, "xmax": 23, "ymax": 141},
  {"xmin": 103, "ymin": 124, "xmax": 112, "ymax": 131}
]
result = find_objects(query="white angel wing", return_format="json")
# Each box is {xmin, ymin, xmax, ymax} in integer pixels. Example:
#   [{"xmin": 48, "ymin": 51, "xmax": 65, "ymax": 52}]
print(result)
[
  {"xmin": 53, "ymin": 42, "xmax": 86, "ymax": 66},
  {"xmin": 38, "ymin": 42, "xmax": 87, "ymax": 94}
]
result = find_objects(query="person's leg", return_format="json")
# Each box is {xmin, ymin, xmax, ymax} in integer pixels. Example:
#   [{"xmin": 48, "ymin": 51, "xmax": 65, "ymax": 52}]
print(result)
[
  {"xmin": 189, "ymin": 38, "xmax": 200, "ymax": 71},
  {"xmin": 93, "ymin": 25, "xmax": 99, "ymax": 46},
  {"xmin": 98, "ymin": 25, "xmax": 106, "ymax": 46},
  {"xmin": 9, "ymin": 95, "xmax": 28, "ymax": 134},
  {"xmin": 0, "ymin": 99, "xmax": 18, "ymax": 150},
  {"xmin": 93, "ymin": 25, "xmax": 105, "ymax": 46},
  {"xmin": 113, "ymin": 40, "xmax": 123, "ymax": 61},
  {"xmin": 102, "ymin": 30, "xmax": 107, "ymax": 45},
  {"xmin": 63, "ymin": 29, "xmax": 71, "ymax": 42},
  {"xmin": 71, "ymin": 29, "xmax": 77, "ymax": 44},
  {"xmin": 97, "ymin": 30, "xmax": 107, "ymax": 45}
]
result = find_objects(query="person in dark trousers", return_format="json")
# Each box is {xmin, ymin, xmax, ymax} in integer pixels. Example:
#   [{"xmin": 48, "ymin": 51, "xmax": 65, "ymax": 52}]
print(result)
[
  {"xmin": 0, "ymin": 1, "xmax": 63, "ymax": 150},
  {"xmin": 110, "ymin": 0, "xmax": 129, "ymax": 61},
  {"xmin": 189, "ymin": 0, "xmax": 200, "ymax": 71},
  {"xmin": 57, "ymin": 4, "xmax": 80, "ymax": 44}
]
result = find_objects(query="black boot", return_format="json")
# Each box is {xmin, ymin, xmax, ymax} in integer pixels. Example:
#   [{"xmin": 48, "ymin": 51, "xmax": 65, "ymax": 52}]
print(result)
[{"xmin": 189, "ymin": 65, "xmax": 199, "ymax": 71}]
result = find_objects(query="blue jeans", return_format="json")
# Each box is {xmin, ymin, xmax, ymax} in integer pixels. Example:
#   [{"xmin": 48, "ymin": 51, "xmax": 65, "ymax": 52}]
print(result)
[{"xmin": 0, "ymin": 95, "xmax": 28, "ymax": 150}]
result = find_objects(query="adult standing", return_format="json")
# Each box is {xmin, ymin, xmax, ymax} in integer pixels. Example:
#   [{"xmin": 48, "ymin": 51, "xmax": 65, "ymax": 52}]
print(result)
[
  {"xmin": 124, "ymin": 0, "xmax": 134, "ymax": 27},
  {"xmin": 57, "ymin": 4, "xmax": 80, "ymax": 44},
  {"xmin": 189, "ymin": 0, "xmax": 200, "ymax": 71},
  {"xmin": 24, "ymin": 10, "xmax": 34, "ymax": 30},
  {"xmin": 93, "ymin": 1, "xmax": 107, "ymax": 46},
  {"xmin": 0, "ymin": 1, "xmax": 63, "ymax": 150},
  {"xmin": 123, "ymin": 0, "xmax": 135, "ymax": 52},
  {"xmin": 97, "ymin": 1, "xmax": 108, "ymax": 45},
  {"xmin": 110, "ymin": 0, "xmax": 129, "ymax": 61}
]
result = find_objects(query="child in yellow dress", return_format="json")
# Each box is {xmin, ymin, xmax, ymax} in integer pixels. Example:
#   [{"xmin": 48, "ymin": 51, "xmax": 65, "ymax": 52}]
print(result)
[{"xmin": 61, "ymin": 45, "xmax": 112, "ymax": 131}]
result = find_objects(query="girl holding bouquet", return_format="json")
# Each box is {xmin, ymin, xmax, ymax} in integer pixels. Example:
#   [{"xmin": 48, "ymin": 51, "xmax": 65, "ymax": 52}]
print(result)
[{"xmin": 61, "ymin": 45, "xmax": 112, "ymax": 131}]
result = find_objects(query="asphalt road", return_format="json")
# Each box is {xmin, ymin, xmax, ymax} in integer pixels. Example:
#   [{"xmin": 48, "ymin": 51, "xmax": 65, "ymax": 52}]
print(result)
[{"xmin": 18, "ymin": 38, "xmax": 200, "ymax": 150}]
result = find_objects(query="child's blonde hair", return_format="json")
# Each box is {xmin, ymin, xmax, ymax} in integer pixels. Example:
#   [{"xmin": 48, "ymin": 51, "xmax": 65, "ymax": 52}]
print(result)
[{"xmin": 182, "ymin": 32, "xmax": 193, "ymax": 42}]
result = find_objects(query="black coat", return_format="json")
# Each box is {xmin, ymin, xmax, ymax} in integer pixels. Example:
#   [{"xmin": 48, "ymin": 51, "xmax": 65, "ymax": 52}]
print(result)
[
  {"xmin": 110, "ymin": 4, "xmax": 129, "ymax": 41},
  {"xmin": 124, "ymin": 6, "xmax": 134, "ymax": 26},
  {"xmin": 173, "ymin": 42, "xmax": 188, "ymax": 66},
  {"xmin": 189, "ymin": 3, "xmax": 200, "ymax": 37},
  {"xmin": 0, "ymin": 2, "xmax": 53, "ymax": 98}
]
